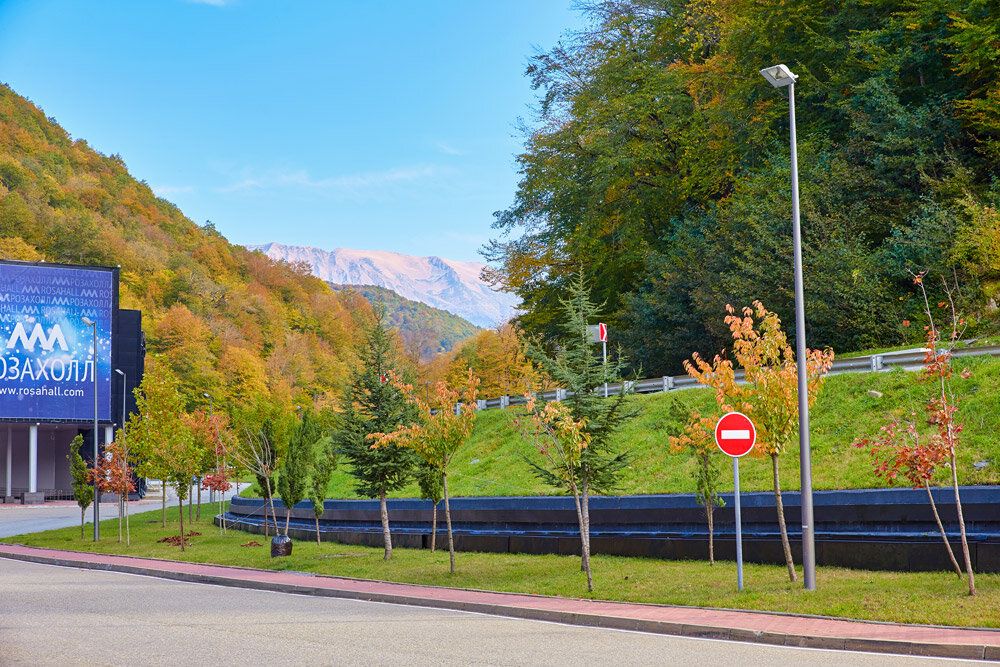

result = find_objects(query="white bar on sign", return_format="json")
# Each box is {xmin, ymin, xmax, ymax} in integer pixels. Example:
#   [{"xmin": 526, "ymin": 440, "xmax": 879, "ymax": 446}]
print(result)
[{"xmin": 721, "ymin": 429, "xmax": 750, "ymax": 439}]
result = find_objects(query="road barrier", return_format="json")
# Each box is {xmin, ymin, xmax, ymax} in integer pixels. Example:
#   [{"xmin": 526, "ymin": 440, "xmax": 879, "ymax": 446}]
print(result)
[{"xmin": 475, "ymin": 344, "xmax": 1000, "ymax": 410}]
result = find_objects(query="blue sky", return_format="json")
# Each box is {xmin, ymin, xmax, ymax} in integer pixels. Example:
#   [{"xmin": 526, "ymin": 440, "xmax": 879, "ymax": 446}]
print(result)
[{"xmin": 0, "ymin": 1, "xmax": 586, "ymax": 262}]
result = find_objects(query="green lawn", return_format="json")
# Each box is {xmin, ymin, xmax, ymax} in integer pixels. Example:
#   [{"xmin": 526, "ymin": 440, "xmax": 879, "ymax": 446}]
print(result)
[
  {"xmin": 4, "ymin": 503, "xmax": 998, "ymax": 628},
  {"xmin": 244, "ymin": 355, "xmax": 1000, "ymax": 499}
]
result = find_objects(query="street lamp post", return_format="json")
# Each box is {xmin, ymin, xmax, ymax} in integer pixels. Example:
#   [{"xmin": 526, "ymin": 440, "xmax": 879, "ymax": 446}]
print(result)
[
  {"xmin": 759, "ymin": 63, "xmax": 816, "ymax": 591},
  {"xmin": 115, "ymin": 368, "xmax": 126, "ymax": 520},
  {"xmin": 82, "ymin": 316, "xmax": 99, "ymax": 541}
]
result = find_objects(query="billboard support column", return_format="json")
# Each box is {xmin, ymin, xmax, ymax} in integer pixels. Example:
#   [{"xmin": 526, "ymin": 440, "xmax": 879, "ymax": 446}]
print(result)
[
  {"xmin": 28, "ymin": 425, "xmax": 37, "ymax": 494},
  {"xmin": 5, "ymin": 425, "xmax": 11, "ymax": 498}
]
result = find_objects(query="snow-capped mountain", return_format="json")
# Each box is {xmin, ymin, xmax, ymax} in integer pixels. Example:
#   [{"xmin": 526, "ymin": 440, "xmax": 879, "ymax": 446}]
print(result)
[{"xmin": 247, "ymin": 243, "xmax": 519, "ymax": 328}]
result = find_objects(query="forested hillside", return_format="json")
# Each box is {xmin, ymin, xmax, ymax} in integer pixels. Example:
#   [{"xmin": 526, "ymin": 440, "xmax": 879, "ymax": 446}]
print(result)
[
  {"xmin": 0, "ymin": 83, "xmax": 381, "ymax": 411},
  {"xmin": 328, "ymin": 283, "xmax": 479, "ymax": 360},
  {"xmin": 486, "ymin": 0, "xmax": 1000, "ymax": 375}
]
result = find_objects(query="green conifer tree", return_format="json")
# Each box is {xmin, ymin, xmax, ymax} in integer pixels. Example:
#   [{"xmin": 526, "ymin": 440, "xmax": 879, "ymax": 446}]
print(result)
[
  {"xmin": 309, "ymin": 438, "xmax": 336, "ymax": 545},
  {"xmin": 334, "ymin": 308, "xmax": 417, "ymax": 560},
  {"xmin": 524, "ymin": 270, "xmax": 637, "ymax": 561},
  {"xmin": 278, "ymin": 408, "xmax": 318, "ymax": 535}
]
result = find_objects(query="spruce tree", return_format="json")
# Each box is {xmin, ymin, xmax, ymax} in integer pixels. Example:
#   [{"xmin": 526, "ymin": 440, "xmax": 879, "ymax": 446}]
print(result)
[
  {"xmin": 524, "ymin": 270, "xmax": 637, "ymax": 561},
  {"xmin": 278, "ymin": 408, "xmax": 318, "ymax": 535},
  {"xmin": 334, "ymin": 308, "xmax": 417, "ymax": 560}
]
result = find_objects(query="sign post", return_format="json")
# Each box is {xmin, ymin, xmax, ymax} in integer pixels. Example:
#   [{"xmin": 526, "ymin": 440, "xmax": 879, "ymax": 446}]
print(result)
[
  {"xmin": 586, "ymin": 323, "xmax": 609, "ymax": 397},
  {"xmin": 715, "ymin": 412, "xmax": 756, "ymax": 591}
]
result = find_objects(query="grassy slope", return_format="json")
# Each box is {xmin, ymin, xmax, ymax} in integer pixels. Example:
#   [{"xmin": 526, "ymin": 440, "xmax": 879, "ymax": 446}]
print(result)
[
  {"xmin": 5, "ymin": 504, "xmax": 998, "ymax": 627},
  {"xmin": 310, "ymin": 355, "xmax": 1000, "ymax": 499}
]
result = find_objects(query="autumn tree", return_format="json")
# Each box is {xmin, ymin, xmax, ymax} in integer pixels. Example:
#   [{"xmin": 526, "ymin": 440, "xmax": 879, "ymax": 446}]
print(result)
[
  {"xmin": 856, "ymin": 417, "xmax": 963, "ymax": 578},
  {"xmin": 334, "ymin": 308, "xmax": 418, "ymax": 560},
  {"xmin": 373, "ymin": 369, "xmax": 480, "ymax": 573},
  {"xmin": 860, "ymin": 272, "xmax": 977, "ymax": 595},
  {"xmin": 127, "ymin": 357, "xmax": 188, "ymax": 528},
  {"xmin": 446, "ymin": 323, "xmax": 536, "ymax": 398},
  {"xmin": 523, "ymin": 271, "xmax": 636, "ymax": 562},
  {"xmin": 685, "ymin": 301, "xmax": 833, "ymax": 582},
  {"xmin": 66, "ymin": 436, "xmax": 93, "ymax": 540},
  {"xmin": 91, "ymin": 437, "xmax": 135, "ymax": 545},
  {"xmin": 518, "ymin": 397, "xmax": 594, "ymax": 591},
  {"xmin": 126, "ymin": 357, "xmax": 200, "ymax": 551},
  {"xmin": 669, "ymin": 411, "xmax": 725, "ymax": 564}
]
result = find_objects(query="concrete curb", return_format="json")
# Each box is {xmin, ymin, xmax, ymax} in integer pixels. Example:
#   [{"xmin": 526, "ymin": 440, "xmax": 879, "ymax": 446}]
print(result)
[{"xmin": 1, "ymin": 547, "xmax": 996, "ymax": 661}]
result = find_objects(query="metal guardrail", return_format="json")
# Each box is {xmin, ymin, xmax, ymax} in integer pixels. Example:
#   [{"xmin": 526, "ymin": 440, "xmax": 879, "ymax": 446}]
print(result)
[{"xmin": 474, "ymin": 344, "xmax": 1000, "ymax": 411}]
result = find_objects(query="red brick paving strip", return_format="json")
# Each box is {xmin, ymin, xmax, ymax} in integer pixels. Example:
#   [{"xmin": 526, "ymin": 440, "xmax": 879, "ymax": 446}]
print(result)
[{"xmin": 2, "ymin": 543, "xmax": 998, "ymax": 661}]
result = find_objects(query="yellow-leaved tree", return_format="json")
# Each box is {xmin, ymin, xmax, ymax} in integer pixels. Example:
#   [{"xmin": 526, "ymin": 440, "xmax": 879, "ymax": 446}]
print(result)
[
  {"xmin": 684, "ymin": 301, "xmax": 834, "ymax": 582},
  {"xmin": 371, "ymin": 369, "xmax": 479, "ymax": 574}
]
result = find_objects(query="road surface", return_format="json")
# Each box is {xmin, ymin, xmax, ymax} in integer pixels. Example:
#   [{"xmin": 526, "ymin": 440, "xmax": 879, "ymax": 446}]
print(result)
[{"xmin": 0, "ymin": 558, "xmax": 978, "ymax": 666}]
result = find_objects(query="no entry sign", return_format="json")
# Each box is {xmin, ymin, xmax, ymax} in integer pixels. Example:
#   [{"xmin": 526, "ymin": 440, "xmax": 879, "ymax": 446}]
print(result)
[{"xmin": 715, "ymin": 412, "xmax": 756, "ymax": 457}]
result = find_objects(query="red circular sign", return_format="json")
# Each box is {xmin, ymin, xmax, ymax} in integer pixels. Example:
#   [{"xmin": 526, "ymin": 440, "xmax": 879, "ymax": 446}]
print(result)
[{"xmin": 715, "ymin": 412, "xmax": 756, "ymax": 457}]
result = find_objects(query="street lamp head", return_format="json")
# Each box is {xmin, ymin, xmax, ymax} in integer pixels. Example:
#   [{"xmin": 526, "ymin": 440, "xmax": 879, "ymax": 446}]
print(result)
[
  {"xmin": 115, "ymin": 368, "xmax": 125, "ymax": 377},
  {"xmin": 203, "ymin": 393, "xmax": 211, "ymax": 399},
  {"xmin": 81, "ymin": 316, "xmax": 95, "ymax": 326},
  {"xmin": 760, "ymin": 63, "xmax": 797, "ymax": 88}
]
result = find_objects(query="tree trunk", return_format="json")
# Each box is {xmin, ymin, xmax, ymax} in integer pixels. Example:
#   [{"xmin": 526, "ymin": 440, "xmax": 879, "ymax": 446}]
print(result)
[
  {"xmin": 706, "ymin": 501, "xmax": 715, "ymax": 565},
  {"xmin": 924, "ymin": 481, "xmax": 962, "ymax": 578},
  {"xmin": 771, "ymin": 454, "xmax": 796, "ymax": 582},
  {"xmin": 580, "ymin": 477, "xmax": 591, "ymax": 572},
  {"xmin": 161, "ymin": 487, "xmax": 166, "ymax": 528},
  {"xmin": 178, "ymin": 495, "xmax": 185, "ymax": 553},
  {"xmin": 125, "ymin": 493, "xmax": 130, "ymax": 547},
  {"xmin": 380, "ymin": 491, "xmax": 392, "ymax": 560},
  {"xmin": 262, "ymin": 478, "xmax": 276, "ymax": 539},
  {"xmin": 188, "ymin": 487, "xmax": 192, "ymax": 523},
  {"xmin": 315, "ymin": 515, "xmax": 321, "ymax": 546},
  {"xmin": 285, "ymin": 506, "xmax": 291, "ymax": 536},
  {"xmin": 196, "ymin": 479, "xmax": 201, "ymax": 521},
  {"xmin": 570, "ymin": 480, "xmax": 593, "ymax": 592},
  {"xmin": 430, "ymin": 502, "xmax": 437, "ymax": 553},
  {"xmin": 81, "ymin": 506, "xmax": 85, "ymax": 540},
  {"xmin": 443, "ymin": 471, "xmax": 455, "ymax": 574},
  {"xmin": 950, "ymin": 450, "xmax": 976, "ymax": 595},
  {"xmin": 118, "ymin": 496, "xmax": 122, "ymax": 543}
]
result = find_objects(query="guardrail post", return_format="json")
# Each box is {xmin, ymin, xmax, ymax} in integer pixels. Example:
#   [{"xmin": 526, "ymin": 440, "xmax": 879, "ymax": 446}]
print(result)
[
  {"xmin": 500, "ymin": 395, "xmax": 509, "ymax": 410},
  {"xmin": 871, "ymin": 355, "xmax": 884, "ymax": 372},
  {"xmin": 477, "ymin": 399, "xmax": 487, "ymax": 410},
  {"xmin": 663, "ymin": 376, "xmax": 675, "ymax": 392}
]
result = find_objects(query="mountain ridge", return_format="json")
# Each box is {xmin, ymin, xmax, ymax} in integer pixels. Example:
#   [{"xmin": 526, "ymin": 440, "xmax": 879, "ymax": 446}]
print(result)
[{"xmin": 248, "ymin": 242, "xmax": 519, "ymax": 329}]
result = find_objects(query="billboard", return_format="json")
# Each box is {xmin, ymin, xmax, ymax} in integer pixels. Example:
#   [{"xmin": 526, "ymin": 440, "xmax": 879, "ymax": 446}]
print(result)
[{"xmin": 0, "ymin": 261, "xmax": 117, "ymax": 422}]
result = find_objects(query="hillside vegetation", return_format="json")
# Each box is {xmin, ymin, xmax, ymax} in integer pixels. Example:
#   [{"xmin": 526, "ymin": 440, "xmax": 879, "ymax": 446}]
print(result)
[
  {"xmin": 268, "ymin": 355, "xmax": 1000, "ymax": 500},
  {"xmin": 0, "ymin": 83, "xmax": 380, "ymax": 411},
  {"xmin": 329, "ymin": 283, "xmax": 479, "ymax": 361},
  {"xmin": 488, "ymin": 0, "xmax": 1000, "ymax": 377}
]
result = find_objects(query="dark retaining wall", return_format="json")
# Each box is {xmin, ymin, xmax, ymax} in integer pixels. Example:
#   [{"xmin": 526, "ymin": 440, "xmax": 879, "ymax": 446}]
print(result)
[{"xmin": 223, "ymin": 486, "xmax": 1000, "ymax": 573}]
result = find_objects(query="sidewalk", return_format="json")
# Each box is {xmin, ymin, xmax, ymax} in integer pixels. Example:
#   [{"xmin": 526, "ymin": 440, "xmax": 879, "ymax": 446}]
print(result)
[{"xmin": 1, "ymin": 543, "xmax": 998, "ymax": 661}]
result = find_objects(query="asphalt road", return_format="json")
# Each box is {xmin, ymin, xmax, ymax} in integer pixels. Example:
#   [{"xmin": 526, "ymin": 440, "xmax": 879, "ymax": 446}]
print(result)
[
  {"xmin": 0, "ymin": 558, "xmax": 979, "ymax": 666},
  {"xmin": 0, "ymin": 484, "xmax": 235, "ymax": 538}
]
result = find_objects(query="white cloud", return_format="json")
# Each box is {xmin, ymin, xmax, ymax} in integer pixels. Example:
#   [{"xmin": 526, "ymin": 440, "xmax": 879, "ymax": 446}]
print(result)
[
  {"xmin": 152, "ymin": 185, "xmax": 195, "ymax": 197},
  {"xmin": 217, "ymin": 164, "xmax": 449, "ymax": 195},
  {"xmin": 435, "ymin": 141, "xmax": 468, "ymax": 156}
]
